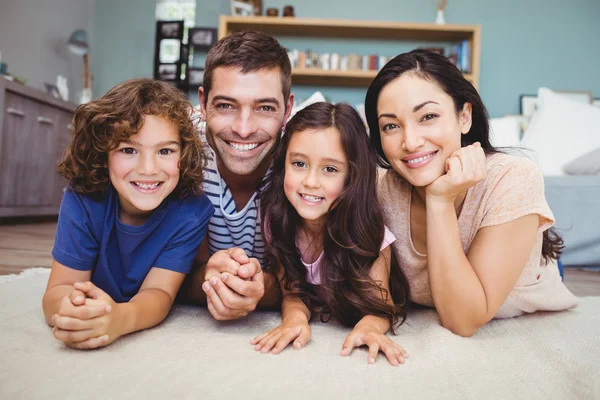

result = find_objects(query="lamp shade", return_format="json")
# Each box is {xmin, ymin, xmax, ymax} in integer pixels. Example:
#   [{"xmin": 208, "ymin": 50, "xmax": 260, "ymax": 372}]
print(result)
[{"xmin": 67, "ymin": 29, "xmax": 89, "ymax": 56}]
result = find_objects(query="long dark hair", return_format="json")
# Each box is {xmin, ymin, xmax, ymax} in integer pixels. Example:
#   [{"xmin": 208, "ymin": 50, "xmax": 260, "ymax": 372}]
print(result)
[
  {"xmin": 261, "ymin": 102, "xmax": 410, "ymax": 330},
  {"xmin": 365, "ymin": 49, "xmax": 563, "ymax": 263}
]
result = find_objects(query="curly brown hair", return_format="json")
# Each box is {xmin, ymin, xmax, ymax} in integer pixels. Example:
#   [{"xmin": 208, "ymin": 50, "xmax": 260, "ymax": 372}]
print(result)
[{"xmin": 58, "ymin": 78, "xmax": 206, "ymax": 198}]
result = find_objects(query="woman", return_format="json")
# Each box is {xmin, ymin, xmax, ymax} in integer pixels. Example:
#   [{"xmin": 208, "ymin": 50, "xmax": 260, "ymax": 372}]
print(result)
[{"xmin": 365, "ymin": 49, "xmax": 577, "ymax": 337}]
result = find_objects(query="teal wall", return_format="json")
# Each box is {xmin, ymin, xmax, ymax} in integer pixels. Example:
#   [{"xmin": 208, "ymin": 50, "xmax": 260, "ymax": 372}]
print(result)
[{"xmin": 93, "ymin": 0, "xmax": 600, "ymax": 117}]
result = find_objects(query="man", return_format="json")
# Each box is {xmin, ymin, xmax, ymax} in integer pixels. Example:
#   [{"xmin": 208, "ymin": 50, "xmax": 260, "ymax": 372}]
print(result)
[{"xmin": 183, "ymin": 30, "xmax": 294, "ymax": 320}]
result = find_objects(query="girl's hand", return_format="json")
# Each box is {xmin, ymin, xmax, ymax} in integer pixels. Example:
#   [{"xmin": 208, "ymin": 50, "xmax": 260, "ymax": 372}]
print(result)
[
  {"xmin": 341, "ymin": 324, "xmax": 408, "ymax": 366},
  {"xmin": 52, "ymin": 281, "xmax": 121, "ymax": 349},
  {"xmin": 426, "ymin": 142, "xmax": 487, "ymax": 203},
  {"xmin": 250, "ymin": 316, "xmax": 311, "ymax": 354}
]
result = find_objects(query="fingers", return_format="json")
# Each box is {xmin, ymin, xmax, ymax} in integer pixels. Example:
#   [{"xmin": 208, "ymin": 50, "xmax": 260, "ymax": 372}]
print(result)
[
  {"xmin": 73, "ymin": 281, "xmax": 104, "ymax": 300},
  {"xmin": 293, "ymin": 327, "xmax": 311, "ymax": 350},
  {"xmin": 228, "ymin": 248, "xmax": 250, "ymax": 265},
  {"xmin": 66, "ymin": 335, "xmax": 110, "ymax": 350},
  {"xmin": 340, "ymin": 332, "xmax": 363, "ymax": 357},
  {"xmin": 58, "ymin": 296, "xmax": 111, "ymax": 320},
  {"xmin": 205, "ymin": 250, "xmax": 243, "ymax": 280},
  {"xmin": 69, "ymin": 289, "xmax": 86, "ymax": 306},
  {"xmin": 52, "ymin": 314, "xmax": 93, "ymax": 331},
  {"xmin": 238, "ymin": 258, "xmax": 262, "ymax": 280},
  {"xmin": 221, "ymin": 272, "xmax": 264, "ymax": 299},
  {"xmin": 252, "ymin": 328, "xmax": 294, "ymax": 354},
  {"xmin": 53, "ymin": 326, "xmax": 96, "ymax": 344},
  {"xmin": 367, "ymin": 342, "xmax": 380, "ymax": 364},
  {"xmin": 203, "ymin": 279, "xmax": 247, "ymax": 320}
]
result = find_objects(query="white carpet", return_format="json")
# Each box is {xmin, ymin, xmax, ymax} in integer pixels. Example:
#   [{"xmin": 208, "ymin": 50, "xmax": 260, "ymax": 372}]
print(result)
[{"xmin": 1, "ymin": 269, "xmax": 599, "ymax": 400}]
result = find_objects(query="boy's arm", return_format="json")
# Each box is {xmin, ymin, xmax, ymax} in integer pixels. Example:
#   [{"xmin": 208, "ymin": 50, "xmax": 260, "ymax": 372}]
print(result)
[
  {"xmin": 42, "ymin": 260, "xmax": 95, "ymax": 324},
  {"xmin": 115, "ymin": 267, "xmax": 186, "ymax": 336}
]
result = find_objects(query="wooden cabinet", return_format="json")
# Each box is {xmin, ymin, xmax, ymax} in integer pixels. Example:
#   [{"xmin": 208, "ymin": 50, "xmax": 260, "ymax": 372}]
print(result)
[
  {"xmin": 218, "ymin": 16, "xmax": 481, "ymax": 88},
  {"xmin": 0, "ymin": 78, "xmax": 77, "ymax": 217}
]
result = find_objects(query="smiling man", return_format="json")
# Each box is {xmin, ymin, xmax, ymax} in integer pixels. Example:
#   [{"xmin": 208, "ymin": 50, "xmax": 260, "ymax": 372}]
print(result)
[{"xmin": 182, "ymin": 31, "xmax": 294, "ymax": 320}]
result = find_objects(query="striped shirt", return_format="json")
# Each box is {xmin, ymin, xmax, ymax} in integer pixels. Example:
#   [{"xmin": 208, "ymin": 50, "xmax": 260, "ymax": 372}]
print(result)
[{"xmin": 202, "ymin": 146, "xmax": 267, "ymax": 265}]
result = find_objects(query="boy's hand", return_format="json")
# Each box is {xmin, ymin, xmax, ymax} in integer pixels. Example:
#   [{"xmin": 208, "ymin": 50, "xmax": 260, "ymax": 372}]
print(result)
[
  {"xmin": 341, "ymin": 324, "xmax": 409, "ymax": 366},
  {"xmin": 52, "ymin": 282, "xmax": 121, "ymax": 349},
  {"xmin": 250, "ymin": 316, "xmax": 311, "ymax": 354}
]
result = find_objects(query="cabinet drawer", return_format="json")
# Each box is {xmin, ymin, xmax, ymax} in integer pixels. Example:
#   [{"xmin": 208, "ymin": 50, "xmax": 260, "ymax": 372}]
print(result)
[{"xmin": 0, "ymin": 91, "xmax": 60, "ymax": 207}]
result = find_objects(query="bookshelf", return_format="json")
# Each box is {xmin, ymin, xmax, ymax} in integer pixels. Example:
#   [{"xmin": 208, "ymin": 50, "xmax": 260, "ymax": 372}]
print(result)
[{"xmin": 218, "ymin": 16, "xmax": 481, "ymax": 88}]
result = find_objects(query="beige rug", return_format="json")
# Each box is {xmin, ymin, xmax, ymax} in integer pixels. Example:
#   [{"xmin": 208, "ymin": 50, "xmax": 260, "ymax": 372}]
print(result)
[{"xmin": 1, "ymin": 269, "xmax": 599, "ymax": 400}]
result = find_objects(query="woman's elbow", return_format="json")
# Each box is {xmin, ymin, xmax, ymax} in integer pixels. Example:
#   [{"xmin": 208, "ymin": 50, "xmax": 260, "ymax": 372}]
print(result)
[{"xmin": 440, "ymin": 317, "xmax": 486, "ymax": 337}]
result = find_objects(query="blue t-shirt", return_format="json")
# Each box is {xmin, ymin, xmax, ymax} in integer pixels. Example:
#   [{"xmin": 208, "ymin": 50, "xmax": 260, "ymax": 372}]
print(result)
[{"xmin": 52, "ymin": 186, "xmax": 214, "ymax": 302}]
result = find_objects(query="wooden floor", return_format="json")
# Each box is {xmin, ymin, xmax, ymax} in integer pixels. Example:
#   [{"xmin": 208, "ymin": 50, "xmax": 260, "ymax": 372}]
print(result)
[{"xmin": 1, "ymin": 220, "xmax": 599, "ymax": 296}]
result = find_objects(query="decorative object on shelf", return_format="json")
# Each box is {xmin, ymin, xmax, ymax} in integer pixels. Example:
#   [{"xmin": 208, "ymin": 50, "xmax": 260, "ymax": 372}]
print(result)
[
  {"xmin": 67, "ymin": 29, "xmax": 92, "ymax": 104},
  {"xmin": 187, "ymin": 67, "xmax": 205, "ymax": 88},
  {"xmin": 436, "ymin": 0, "xmax": 447, "ymax": 24},
  {"xmin": 283, "ymin": 5, "xmax": 295, "ymax": 17},
  {"xmin": 249, "ymin": 0, "xmax": 262, "ymax": 16},
  {"xmin": 189, "ymin": 27, "xmax": 218, "ymax": 51},
  {"xmin": 153, "ymin": 20, "xmax": 186, "ymax": 91},
  {"xmin": 231, "ymin": 0, "xmax": 254, "ymax": 16},
  {"xmin": 44, "ymin": 83, "xmax": 61, "ymax": 99},
  {"xmin": 266, "ymin": 7, "xmax": 278, "ymax": 16},
  {"xmin": 56, "ymin": 75, "xmax": 69, "ymax": 102}
]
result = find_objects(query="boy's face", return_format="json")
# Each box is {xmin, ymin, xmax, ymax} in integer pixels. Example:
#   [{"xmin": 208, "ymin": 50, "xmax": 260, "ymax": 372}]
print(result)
[
  {"xmin": 198, "ymin": 66, "xmax": 294, "ymax": 178},
  {"xmin": 108, "ymin": 115, "xmax": 181, "ymax": 225}
]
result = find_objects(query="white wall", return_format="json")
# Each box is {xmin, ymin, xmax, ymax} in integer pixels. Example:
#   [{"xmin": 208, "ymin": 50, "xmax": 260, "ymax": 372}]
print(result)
[{"xmin": 0, "ymin": 0, "xmax": 95, "ymax": 102}]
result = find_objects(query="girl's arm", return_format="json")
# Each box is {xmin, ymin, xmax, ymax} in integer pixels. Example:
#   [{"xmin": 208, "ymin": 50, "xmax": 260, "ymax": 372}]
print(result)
[
  {"xmin": 341, "ymin": 246, "xmax": 409, "ymax": 366},
  {"xmin": 426, "ymin": 200, "xmax": 538, "ymax": 337},
  {"xmin": 251, "ymin": 264, "xmax": 311, "ymax": 354}
]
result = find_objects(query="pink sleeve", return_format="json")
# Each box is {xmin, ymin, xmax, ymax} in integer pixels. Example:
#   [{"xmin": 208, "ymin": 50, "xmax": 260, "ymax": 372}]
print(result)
[{"xmin": 380, "ymin": 226, "xmax": 396, "ymax": 251}]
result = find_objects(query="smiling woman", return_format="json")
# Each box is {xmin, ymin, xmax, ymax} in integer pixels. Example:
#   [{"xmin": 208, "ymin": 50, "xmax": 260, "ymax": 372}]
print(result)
[{"xmin": 365, "ymin": 50, "xmax": 578, "ymax": 337}]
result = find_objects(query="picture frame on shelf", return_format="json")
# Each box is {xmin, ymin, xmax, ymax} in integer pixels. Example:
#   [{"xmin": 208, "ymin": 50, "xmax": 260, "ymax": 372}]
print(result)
[
  {"xmin": 189, "ymin": 27, "xmax": 218, "ymax": 50},
  {"xmin": 44, "ymin": 83, "xmax": 61, "ymax": 99},
  {"xmin": 159, "ymin": 21, "xmax": 183, "ymax": 39},
  {"xmin": 158, "ymin": 64, "xmax": 178, "ymax": 81},
  {"xmin": 231, "ymin": 0, "xmax": 254, "ymax": 16},
  {"xmin": 187, "ymin": 67, "xmax": 205, "ymax": 88}
]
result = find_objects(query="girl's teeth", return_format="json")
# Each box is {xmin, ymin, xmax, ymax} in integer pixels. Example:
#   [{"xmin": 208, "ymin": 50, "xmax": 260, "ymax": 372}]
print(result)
[
  {"xmin": 407, "ymin": 153, "xmax": 434, "ymax": 164},
  {"xmin": 301, "ymin": 194, "xmax": 322, "ymax": 203},
  {"xmin": 135, "ymin": 182, "xmax": 159, "ymax": 189},
  {"xmin": 230, "ymin": 142, "xmax": 259, "ymax": 151}
]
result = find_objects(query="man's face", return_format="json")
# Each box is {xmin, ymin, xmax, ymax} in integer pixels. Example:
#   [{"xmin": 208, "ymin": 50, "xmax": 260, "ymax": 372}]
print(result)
[{"xmin": 199, "ymin": 66, "xmax": 294, "ymax": 177}]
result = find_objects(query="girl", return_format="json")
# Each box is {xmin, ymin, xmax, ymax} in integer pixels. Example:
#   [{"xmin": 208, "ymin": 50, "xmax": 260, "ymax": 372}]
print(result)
[
  {"xmin": 365, "ymin": 50, "xmax": 578, "ymax": 337},
  {"xmin": 251, "ymin": 102, "xmax": 410, "ymax": 366},
  {"xmin": 42, "ymin": 78, "xmax": 214, "ymax": 349}
]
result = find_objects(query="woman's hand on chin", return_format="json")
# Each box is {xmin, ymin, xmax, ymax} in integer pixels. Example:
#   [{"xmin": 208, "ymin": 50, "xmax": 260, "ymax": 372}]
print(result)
[{"xmin": 425, "ymin": 142, "xmax": 486, "ymax": 203}]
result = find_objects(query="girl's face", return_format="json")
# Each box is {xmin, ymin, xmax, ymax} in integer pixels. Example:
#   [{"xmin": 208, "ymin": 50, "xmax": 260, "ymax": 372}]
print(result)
[
  {"xmin": 283, "ymin": 127, "xmax": 348, "ymax": 227},
  {"xmin": 376, "ymin": 73, "xmax": 472, "ymax": 187},
  {"xmin": 108, "ymin": 115, "xmax": 181, "ymax": 225}
]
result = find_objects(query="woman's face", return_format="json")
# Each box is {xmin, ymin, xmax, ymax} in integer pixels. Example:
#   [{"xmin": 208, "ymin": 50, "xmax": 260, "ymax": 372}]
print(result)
[{"xmin": 376, "ymin": 73, "xmax": 472, "ymax": 187}]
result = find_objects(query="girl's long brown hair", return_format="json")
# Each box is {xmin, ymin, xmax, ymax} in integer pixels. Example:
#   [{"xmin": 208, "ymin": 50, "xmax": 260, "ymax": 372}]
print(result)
[{"xmin": 261, "ymin": 102, "xmax": 410, "ymax": 331}]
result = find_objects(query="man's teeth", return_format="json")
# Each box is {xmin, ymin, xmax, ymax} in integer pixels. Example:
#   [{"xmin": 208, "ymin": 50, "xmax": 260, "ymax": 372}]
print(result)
[
  {"xmin": 301, "ymin": 194, "xmax": 323, "ymax": 203},
  {"xmin": 229, "ymin": 142, "xmax": 259, "ymax": 151},
  {"xmin": 406, "ymin": 153, "xmax": 435, "ymax": 164},
  {"xmin": 134, "ymin": 182, "xmax": 160, "ymax": 189}
]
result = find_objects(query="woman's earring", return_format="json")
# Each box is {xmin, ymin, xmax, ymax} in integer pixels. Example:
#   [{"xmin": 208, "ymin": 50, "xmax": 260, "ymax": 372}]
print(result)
[
  {"xmin": 280, "ymin": 125, "xmax": 286, "ymax": 136},
  {"xmin": 199, "ymin": 120, "xmax": 207, "ymax": 138}
]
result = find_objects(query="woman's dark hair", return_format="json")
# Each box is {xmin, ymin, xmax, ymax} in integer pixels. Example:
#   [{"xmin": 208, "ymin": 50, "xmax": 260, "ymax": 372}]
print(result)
[
  {"xmin": 58, "ymin": 78, "xmax": 206, "ymax": 198},
  {"xmin": 365, "ymin": 49, "xmax": 563, "ymax": 263},
  {"xmin": 260, "ymin": 102, "xmax": 410, "ymax": 331}
]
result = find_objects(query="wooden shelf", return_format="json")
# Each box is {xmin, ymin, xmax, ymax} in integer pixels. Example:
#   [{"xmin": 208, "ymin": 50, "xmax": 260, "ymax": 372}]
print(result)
[
  {"xmin": 292, "ymin": 68, "xmax": 474, "ymax": 87},
  {"xmin": 219, "ymin": 16, "xmax": 481, "ymax": 88}
]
